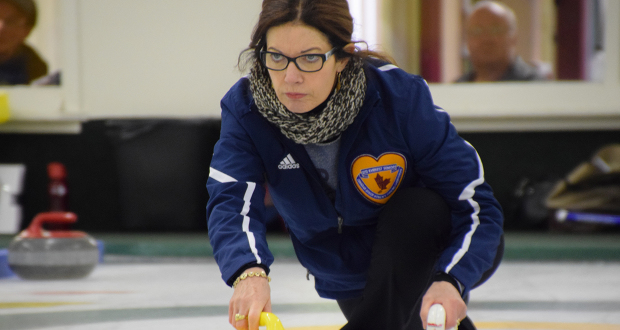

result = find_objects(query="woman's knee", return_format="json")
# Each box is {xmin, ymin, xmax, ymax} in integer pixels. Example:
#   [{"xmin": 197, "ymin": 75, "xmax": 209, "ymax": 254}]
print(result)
[
  {"xmin": 380, "ymin": 188, "xmax": 450, "ymax": 230},
  {"xmin": 473, "ymin": 234, "xmax": 504, "ymax": 289},
  {"xmin": 377, "ymin": 187, "xmax": 452, "ymax": 247}
]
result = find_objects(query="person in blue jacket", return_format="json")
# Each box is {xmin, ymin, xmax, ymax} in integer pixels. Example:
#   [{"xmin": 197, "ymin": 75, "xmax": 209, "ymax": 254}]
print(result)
[{"xmin": 206, "ymin": 1, "xmax": 504, "ymax": 329}]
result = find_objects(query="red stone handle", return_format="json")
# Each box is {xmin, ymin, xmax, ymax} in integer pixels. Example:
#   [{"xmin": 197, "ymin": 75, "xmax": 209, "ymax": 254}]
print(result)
[{"xmin": 21, "ymin": 212, "xmax": 84, "ymax": 238}]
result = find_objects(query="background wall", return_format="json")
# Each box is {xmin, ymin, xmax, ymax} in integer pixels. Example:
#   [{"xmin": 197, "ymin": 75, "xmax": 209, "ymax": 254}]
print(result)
[
  {"xmin": 6, "ymin": 0, "xmax": 619, "ymax": 128},
  {"xmin": 77, "ymin": 0, "xmax": 261, "ymax": 118},
  {"xmin": 0, "ymin": 120, "xmax": 222, "ymax": 232},
  {"xmin": 0, "ymin": 123, "xmax": 617, "ymax": 233}
]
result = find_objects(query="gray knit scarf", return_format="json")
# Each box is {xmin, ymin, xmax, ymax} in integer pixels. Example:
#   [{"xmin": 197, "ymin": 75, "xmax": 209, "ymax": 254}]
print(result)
[{"xmin": 249, "ymin": 57, "xmax": 366, "ymax": 144}]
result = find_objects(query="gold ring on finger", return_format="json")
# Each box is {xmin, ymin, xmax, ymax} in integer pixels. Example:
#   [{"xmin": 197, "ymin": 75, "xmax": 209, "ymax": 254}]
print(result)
[{"xmin": 234, "ymin": 313, "xmax": 246, "ymax": 321}]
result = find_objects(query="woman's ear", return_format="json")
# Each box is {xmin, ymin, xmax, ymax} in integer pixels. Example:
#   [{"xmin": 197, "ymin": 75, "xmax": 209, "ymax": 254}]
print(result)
[
  {"xmin": 337, "ymin": 43, "xmax": 356, "ymax": 72},
  {"xmin": 342, "ymin": 43, "xmax": 356, "ymax": 54}
]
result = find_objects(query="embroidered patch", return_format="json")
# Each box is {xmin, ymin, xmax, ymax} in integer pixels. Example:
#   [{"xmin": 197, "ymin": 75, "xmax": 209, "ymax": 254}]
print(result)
[{"xmin": 351, "ymin": 153, "xmax": 406, "ymax": 204}]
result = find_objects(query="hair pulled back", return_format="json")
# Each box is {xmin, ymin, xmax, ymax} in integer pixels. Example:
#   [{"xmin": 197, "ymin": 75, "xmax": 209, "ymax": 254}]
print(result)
[{"xmin": 239, "ymin": 0, "xmax": 393, "ymax": 69}]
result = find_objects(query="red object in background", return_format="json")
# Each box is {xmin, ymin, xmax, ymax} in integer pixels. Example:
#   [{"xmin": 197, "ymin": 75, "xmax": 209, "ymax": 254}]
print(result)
[
  {"xmin": 420, "ymin": 0, "xmax": 443, "ymax": 83},
  {"xmin": 47, "ymin": 162, "xmax": 70, "ymax": 230},
  {"xmin": 48, "ymin": 162, "xmax": 68, "ymax": 211},
  {"xmin": 555, "ymin": 0, "xmax": 588, "ymax": 80}
]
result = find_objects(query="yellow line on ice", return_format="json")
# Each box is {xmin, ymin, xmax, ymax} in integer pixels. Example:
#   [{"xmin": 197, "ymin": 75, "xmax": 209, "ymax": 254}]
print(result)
[
  {"xmin": 287, "ymin": 322, "xmax": 620, "ymax": 330},
  {"xmin": 476, "ymin": 322, "xmax": 620, "ymax": 330},
  {"xmin": 288, "ymin": 327, "xmax": 342, "ymax": 330},
  {"xmin": 0, "ymin": 302, "xmax": 90, "ymax": 309}
]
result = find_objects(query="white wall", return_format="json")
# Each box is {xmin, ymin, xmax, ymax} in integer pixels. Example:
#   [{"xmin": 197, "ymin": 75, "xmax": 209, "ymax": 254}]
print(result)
[{"xmin": 77, "ymin": 0, "xmax": 261, "ymax": 118}]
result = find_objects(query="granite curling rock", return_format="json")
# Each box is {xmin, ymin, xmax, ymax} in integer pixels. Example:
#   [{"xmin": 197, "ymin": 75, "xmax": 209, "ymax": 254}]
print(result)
[{"xmin": 8, "ymin": 212, "xmax": 99, "ymax": 280}]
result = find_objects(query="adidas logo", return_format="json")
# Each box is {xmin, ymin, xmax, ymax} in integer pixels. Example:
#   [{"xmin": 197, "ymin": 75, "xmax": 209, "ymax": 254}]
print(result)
[{"xmin": 278, "ymin": 154, "xmax": 300, "ymax": 170}]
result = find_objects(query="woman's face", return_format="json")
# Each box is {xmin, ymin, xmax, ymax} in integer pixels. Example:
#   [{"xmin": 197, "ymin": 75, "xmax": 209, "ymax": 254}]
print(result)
[{"xmin": 265, "ymin": 22, "xmax": 348, "ymax": 114}]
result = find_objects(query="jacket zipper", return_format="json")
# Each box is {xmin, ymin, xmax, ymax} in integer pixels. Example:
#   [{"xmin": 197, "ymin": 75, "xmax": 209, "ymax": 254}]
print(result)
[{"xmin": 338, "ymin": 216, "xmax": 343, "ymax": 234}]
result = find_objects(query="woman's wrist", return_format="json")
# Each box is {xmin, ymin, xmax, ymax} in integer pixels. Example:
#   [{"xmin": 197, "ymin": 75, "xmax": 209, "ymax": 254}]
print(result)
[
  {"xmin": 227, "ymin": 263, "xmax": 270, "ymax": 287},
  {"xmin": 232, "ymin": 267, "xmax": 271, "ymax": 288},
  {"xmin": 432, "ymin": 272, "xmax": 464, "ymax": 295}
]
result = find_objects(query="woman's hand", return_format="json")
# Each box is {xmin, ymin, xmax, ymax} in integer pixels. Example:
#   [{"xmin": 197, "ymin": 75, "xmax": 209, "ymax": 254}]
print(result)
[
  {"xmin": 229, "ymin": 267, "xmax": 272, "ymax": 330},
  {"xmin": 419, "ymin": 281, "xmax": 466, "ymax": 329}
]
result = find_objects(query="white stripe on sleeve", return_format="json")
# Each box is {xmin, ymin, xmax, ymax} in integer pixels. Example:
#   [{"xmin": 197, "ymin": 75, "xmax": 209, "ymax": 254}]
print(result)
[
  {"xmin": 209, "ymin": 167, "xmax": 261, "ymax": 263},
  {"xmin": 379, "ymin": 64, "xmax": 398, "ymax": 71},
  {"xmin": 445, "ymin": 142, "xmax": 484, "ymax": 273},
  {"xmin": 209, "ymin": 167, "xmax": 238, "ymax": 183},
  {"xmin": 241, "ymin": 182, "xmax": 261, "ymax": 264}
]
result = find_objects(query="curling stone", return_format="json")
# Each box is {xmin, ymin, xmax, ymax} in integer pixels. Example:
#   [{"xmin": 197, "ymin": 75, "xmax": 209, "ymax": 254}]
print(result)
[{"xmin": 8, "ymin": 212, "xmax": 99, "ymax": 280}]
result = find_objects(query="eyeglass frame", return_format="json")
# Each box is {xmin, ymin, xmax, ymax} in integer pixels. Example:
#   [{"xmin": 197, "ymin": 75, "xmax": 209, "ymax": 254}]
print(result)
[{"xmin": 259, "ymin": 47, "xmax": 338, "ymax": 72}]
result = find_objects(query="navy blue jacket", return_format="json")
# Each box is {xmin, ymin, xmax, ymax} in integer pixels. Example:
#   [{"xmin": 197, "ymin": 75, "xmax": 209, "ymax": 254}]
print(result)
[{"xmin": 207, "ymin": 61, "xmax": 504, "ymax": 299}]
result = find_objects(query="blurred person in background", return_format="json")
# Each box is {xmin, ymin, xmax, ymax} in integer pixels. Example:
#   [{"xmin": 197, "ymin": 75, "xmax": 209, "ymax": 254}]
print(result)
[
  {"xmin": 457, "ymin": 1, "xmax": 548, "ymax": 82},
  {"xmin": 0, "ymin": 0, "xmax": 48, "ymax": 85}
]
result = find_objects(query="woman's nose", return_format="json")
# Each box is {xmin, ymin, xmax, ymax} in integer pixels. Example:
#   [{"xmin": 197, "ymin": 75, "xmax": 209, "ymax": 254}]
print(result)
[{"xmin": 284, "ymin": 62, "xmax": 303, "ymax": 84}]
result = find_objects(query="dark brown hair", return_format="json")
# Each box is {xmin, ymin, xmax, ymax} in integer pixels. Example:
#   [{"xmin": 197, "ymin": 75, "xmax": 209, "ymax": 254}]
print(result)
[{"xmin": 238, "ymin": 0, "xmax": 394, "ymax": 69}]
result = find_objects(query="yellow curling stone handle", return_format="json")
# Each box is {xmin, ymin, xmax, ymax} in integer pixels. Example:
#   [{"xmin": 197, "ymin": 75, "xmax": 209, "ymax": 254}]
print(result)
[
  {"xmin": 0, "ymin": 92, "xmax": 10, "ymax": 124},
  {"xmin": 260, "ymin": 312, "xmax": 285, "ymax": 330}
]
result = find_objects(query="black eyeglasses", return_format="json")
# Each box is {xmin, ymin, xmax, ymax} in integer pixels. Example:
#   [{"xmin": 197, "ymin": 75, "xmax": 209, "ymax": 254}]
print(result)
[{"xmin": 260, "ymin": 48, "xmax": 337, "ymax": 72}]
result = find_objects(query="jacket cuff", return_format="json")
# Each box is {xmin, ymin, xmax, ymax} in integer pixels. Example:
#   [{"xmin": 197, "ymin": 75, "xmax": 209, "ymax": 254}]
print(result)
[
  {"xmin": 432, "ymin": 272, "xmax": 464, "ymax": 295},
  {"xmin": 227, "ymin": 262, "xmax": 270, "ymax": 287}
]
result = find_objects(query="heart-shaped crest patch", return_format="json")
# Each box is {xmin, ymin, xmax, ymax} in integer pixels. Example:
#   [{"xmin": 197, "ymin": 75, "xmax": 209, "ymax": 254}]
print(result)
[{"xmin": 351, "ymin": 153, "xmax": 406, "ymax": 204}]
